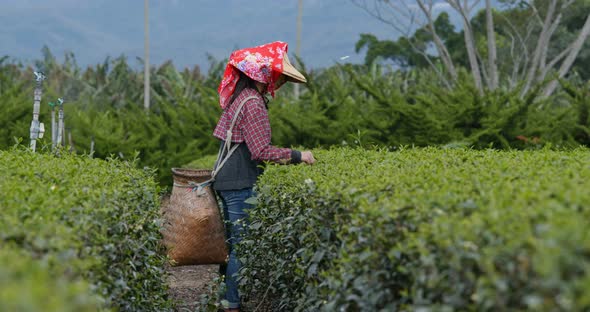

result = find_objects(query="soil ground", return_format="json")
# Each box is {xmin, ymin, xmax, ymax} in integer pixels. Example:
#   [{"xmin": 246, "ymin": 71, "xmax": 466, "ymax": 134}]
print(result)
[{"xmin": 166, "ymin": 264, "xmax": 219, "ymax": 311}]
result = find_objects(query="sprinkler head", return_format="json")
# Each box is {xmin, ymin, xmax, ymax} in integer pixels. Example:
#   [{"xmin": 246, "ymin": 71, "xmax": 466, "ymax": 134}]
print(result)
[{"xmin": 34, "ymin": 71, "xmax": 46, "ymax": 82}]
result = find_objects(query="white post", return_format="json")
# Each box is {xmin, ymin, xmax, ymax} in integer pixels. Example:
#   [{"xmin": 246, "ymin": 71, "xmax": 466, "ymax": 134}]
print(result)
[
  {"xmin": 50, "ymin": 101, "xmax": 56, "ymax": 150},
  {"xmin": 90, "ymin": 136, "xmax": 95, "ymax": 158},
  {"xmin": 144, "ymin": 0, "xmax": 150, "ymax": 110},
  {"xmin": 30, "ymin": 71, "xmax": 45, "ymax": 152},
  {"xmin": 57, "ymin": 98, "xmax": 64, "ymax": 147},
  {"xmin": 294, "ymin": 0, "xmax": 303, "ymax": 100}
]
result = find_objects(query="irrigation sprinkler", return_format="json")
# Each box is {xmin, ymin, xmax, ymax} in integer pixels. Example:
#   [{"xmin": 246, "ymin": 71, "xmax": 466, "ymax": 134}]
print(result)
[{"xmin": 30, "ymin": 71, "xmax": 46, "ymax": 152}]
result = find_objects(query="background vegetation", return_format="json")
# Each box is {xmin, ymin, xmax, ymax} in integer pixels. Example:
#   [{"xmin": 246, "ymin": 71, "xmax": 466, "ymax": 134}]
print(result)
[{"xmin": 1, "ymin": 53, "xmax": 588, "ymax": 186}]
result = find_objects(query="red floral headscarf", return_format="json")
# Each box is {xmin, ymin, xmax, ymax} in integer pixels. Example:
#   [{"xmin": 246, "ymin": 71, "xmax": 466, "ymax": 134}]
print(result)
[{"xmin": 218, "ymin": 41, "xmax": 289, "ymax": 109}]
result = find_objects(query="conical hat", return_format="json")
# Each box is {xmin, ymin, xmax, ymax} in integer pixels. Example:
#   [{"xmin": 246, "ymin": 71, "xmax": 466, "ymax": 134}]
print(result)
[{"xmin": 282, "ymin": 53, "xmax": 307, "ymax": 83}]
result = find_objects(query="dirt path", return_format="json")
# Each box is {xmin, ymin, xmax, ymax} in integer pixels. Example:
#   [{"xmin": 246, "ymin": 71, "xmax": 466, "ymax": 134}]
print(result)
[{"xmin": 166, "ymin": 264, "xmax": 219, "ymax": 311}]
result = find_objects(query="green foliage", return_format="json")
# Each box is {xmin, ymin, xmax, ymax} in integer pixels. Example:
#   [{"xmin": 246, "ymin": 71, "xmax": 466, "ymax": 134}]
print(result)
[
  {"xmin": 355, "ymin": 1, "xmax": 590, "ymax": 88},
  {"xmin": 185, "ymin": 153, "xmax": 217, "ymax": 170},
  {"xmin": 354, "ymin": 13, "xmax": 456, "ymax": 68},
  {"xmin": 0, "ymin": 58, "xmax": 31, "ymax": 148},
  {"xmin": 0, "ymin": 55, "xmax": 222, "ymax": 185},
  {"xmin": 2, "ymin": 51, "xmax": 589, "ymax": 186},
  {"xmin": 0, "ymin": 148, "xmax": 172, "ymax": 311},
  {"xmin": 269, "ymin": 64, "xmax": 586, "ymax": 151},
  {"xmin": 235, "ymin": 147, "xmax": 590, "ymax": 311},
  {"xmin": 0, "ymin": 246, "xmax": 100, "ymax": 312},
  {"xmin": 197, "ymin": 275, "xmax": 229, "ymax": 312},
  {"xmin": 559, "ymin": 79, "xmax": 590, "ymax": 145}
]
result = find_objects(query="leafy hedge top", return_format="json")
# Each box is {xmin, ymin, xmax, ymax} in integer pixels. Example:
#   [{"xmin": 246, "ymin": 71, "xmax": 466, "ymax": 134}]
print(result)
[
  {"xmin": 0, "ymin": 149, "xmax": 171, "ymax": 311},
  {"xmin": 238, "ymin": 147, "xmax": 590, "ymax": 311},
  {"xmin": 259, "ymin": 147, "xmax": 590, "ymax": 213}
]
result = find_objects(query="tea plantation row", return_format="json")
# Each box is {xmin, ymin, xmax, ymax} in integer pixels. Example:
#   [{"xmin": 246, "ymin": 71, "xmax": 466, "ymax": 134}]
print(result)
[
  {"xmin": 0, "ymin": 149, "xmax": 171, "ymax": 311},
  {"xmin": 231, "ymin": 147, "xmax": 590, "ymax": 311}
]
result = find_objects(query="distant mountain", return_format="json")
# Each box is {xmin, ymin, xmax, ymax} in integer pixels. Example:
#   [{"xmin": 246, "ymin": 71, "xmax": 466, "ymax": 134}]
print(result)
[{"xmin": 0, "ymin": 0, "xmax": 463, "ymax": 70}]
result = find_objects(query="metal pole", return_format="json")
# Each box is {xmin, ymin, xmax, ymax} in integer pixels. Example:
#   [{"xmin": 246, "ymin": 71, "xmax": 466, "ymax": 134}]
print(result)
[
  {"xmin": 57, "ymin": 98, "xmax": 64, "ymax": 147},
  {"xmin": 294, "ymin": 0, "xmax": 303, "ymax": 99},
  {"xmin": 144, "ymin": 0, "xmax": 150, "ymax": 110},
  {"xmin": 90, "ymin": 136, "xmax": 95, "ymax": 158},
  {"xmin": 30, "ymin": 71, "xmax": 46, "ymax": 152},
  {"xmin": 68, "ymin": 130, "xmax": 74, "ymax": 152},
  {"xmin": 49, "ymin": 101, "xmax": 56, "ymax": 150}
]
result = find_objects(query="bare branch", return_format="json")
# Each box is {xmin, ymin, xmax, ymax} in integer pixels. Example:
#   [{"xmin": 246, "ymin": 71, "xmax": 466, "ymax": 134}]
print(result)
[
  {"xmin": 499, "ymin": 12, "xmax": 534, "ymax": 84},
  {"xmin": 477, "ymin": 49, "xmax": 490, "ymax": 88},
  {"xmin": 416, "ymin": 0, "xmax": 458, "ymax": 79},
  {"xmin": 521, "ymin": 0, "xmax": 558, "ymax": 97},
  {"xmin": 543, "ymin": 13, "xmax": 590, "ymax": 96},
  {"xmin": 539, "ymin": 0, "xmax": 575, "ymax": 69},
  {"xmin": 539, "ymin": 44, "xmax": 573, "ymax": 81},
  {"xmin": 527, "ymin": 1, "xmax": 545, "ymax": 26},
  {"xmin": 350, "ymin": 0, "xmax": 456, "ymax": 85},
  {"xmin": 486, "ymin": 0, "xmax": 498, "ymax": 89},
  {"xmin": 508, "ymin": 34, "xmax": 525, "ymax": 88},
  {"xmin": 351, "ymin": 0, "xmax": 415, "ymax": 37},
  {"xmin": 467, "ymin": 0, "xmax": 482, "ymax": 12},
  {"xmin": 446, "ymin": 0, "xmax": 484, "ymax": 93},
  {"xmin": 540, "ymin": 12, "xmax": 562, "ymax": 70}
]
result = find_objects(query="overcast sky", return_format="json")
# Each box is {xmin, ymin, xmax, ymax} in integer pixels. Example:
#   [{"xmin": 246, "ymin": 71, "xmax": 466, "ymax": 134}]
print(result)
[{"xmin": 0, "ymin": 0, "xmax": 474, "ymax": 71}]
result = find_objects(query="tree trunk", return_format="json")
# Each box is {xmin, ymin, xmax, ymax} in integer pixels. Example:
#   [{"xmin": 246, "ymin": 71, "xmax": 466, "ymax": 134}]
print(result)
[
  {"xmin": 416, "ymin": 0, "xmax": 458, "ymax": 80},
  {"xmin": 539, "ymin": 13, "xmax": 562, "ymax": 71},
  {"xmin": 522, "ymin": 0, "xmax": 558, "ymax": 97},
  {"xmin": 543, "ymin": 13, "xmax": 590, "ymax": 97},
  {"xmin": 351, "ymin": 0, "xmax": 455, "ymax": 86},
  {"xmin": 486, "ymin": 0, "xmax": 498, "ymax": 90},
  {"xmin": 463, "ymin": 20, "xmax": 484, "ymax": 94},
  {"xmin": 447, "ymin": 0, "xmax": 483, "ymax": 94}
]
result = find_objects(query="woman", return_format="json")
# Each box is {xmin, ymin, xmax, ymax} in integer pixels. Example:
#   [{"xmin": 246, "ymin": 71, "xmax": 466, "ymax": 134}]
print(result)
[{"xmin": 212, "ymin": 41, "xmax": 315, "ymax": 312}]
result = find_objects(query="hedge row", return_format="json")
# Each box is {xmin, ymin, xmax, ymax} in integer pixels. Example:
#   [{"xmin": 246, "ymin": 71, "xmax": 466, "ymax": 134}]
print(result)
[
  {"xmin": 235, "ymin": 147, "xmax": 590, "ymax": 311},
  {"xmin": 3, "ymin": 56, "xmax": 590, "ymax": 186},
  {"xmin": 0, "ymin": 148, "xmax": 172, "ymax": 311}
]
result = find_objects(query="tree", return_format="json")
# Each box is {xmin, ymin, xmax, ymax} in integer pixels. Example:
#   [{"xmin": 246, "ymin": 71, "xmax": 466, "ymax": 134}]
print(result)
[
  {"xmin": 355, "ymin": 16, "xmax": 452, "ymax": 69},
  {"xmin": 352, "ymin": 0, "xmax": 590, "ymax": 97}
]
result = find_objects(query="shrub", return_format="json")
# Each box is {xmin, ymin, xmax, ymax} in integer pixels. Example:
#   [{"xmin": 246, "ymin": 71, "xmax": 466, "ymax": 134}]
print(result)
[
  {"xmin": 0, "ymin": 148, "xmax": 172, "ymax": 311},
  {"xmin": 237, "ymin": 147, "xmax": 590, "ymax": 311},
  {"xmin": 0, "ymin": 246, "xmax": 99, "ymax": 312},
  {"xmin": 185, "ymin": 153, "xmax": 217, "ymax": 170}
]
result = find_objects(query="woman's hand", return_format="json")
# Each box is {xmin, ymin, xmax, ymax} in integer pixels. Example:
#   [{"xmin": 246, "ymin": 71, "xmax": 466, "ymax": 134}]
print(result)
[{"xmin": 301, "ymin": 151, "xmax": 316, "ymax": 165}]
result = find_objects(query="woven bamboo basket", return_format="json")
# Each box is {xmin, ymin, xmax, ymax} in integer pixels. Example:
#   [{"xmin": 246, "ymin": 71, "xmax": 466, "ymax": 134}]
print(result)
[{"xmin": 162, "ymin": 168, "xmax": 228, "ymax": 265}]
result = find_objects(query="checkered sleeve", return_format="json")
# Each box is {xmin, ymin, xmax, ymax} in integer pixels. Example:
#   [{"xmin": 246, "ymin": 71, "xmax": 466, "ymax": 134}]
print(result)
[{"xmin": 243, "ymin": 99, "xmax": 292, "ymax": 163}]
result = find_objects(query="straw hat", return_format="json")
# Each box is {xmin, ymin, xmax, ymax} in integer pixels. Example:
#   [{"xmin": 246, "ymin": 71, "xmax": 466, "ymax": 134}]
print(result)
[
  {"xmin": 218, "ymin": 41, "xmax": 307, "ymax": 108},
  {"xmin": 282, "ymin": 53, "xmax": 307, "ymax": 83}
]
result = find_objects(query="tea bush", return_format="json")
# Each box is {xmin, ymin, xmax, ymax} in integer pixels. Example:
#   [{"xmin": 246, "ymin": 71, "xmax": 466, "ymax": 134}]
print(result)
[
  {"xmin": 238, "ymin": 147, "xmax": 590, "ymax": 311},
  {"xmin": 0, "ymin": 148, "xmax": 172, "ymax": 311},
  {"xmin": 0, "ymin": 246, "xmax": 99, "ymax": 312},
  {"xmin": 185, "ymin": 153, "xmax": 217, "ymax": 170}
]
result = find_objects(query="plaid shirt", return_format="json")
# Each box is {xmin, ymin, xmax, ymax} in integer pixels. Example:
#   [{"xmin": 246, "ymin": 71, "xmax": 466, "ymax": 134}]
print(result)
[{"xmin": 213, "ymin": 88, "xmax": 292, "ymax": 162}]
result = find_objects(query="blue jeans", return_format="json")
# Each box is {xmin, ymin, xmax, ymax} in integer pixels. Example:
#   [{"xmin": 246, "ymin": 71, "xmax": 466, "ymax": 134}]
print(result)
[{"xmin": 217, "ymin": 188, "xmax": 255, "ymax": 309}]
